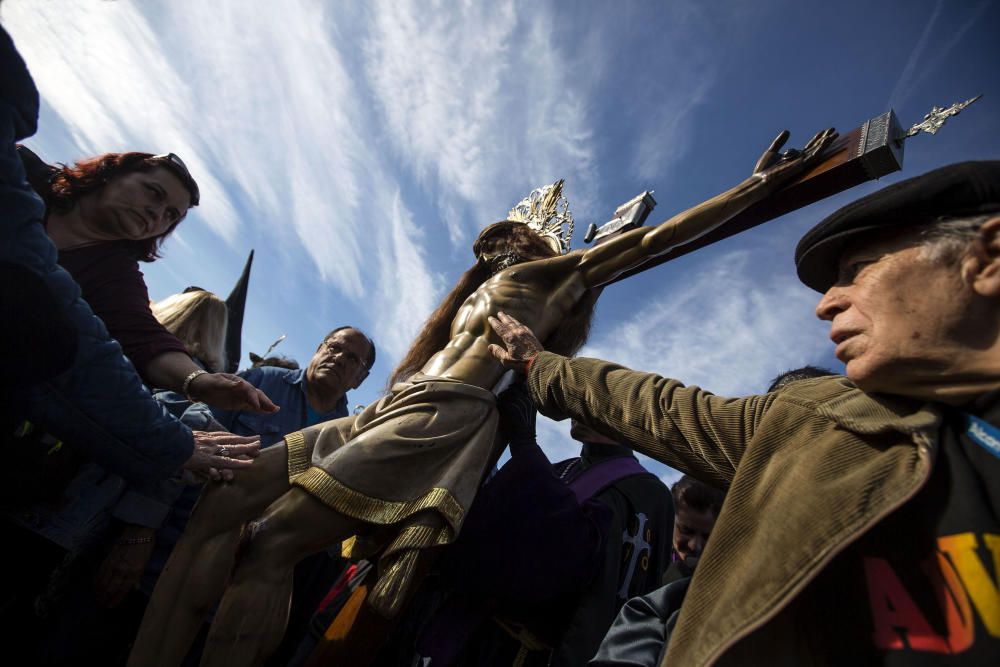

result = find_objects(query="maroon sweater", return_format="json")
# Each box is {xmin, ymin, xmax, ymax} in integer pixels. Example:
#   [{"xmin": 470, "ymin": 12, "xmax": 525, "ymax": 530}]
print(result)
[{"xmin": 58, "ymin": 242, "xmax": 188, "ymax": 383}]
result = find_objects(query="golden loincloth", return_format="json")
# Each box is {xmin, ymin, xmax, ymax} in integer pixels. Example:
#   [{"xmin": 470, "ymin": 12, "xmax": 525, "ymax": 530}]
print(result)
[{"xmin": 283, "ymin": 374, "xmax": 499, "ymax": 616}]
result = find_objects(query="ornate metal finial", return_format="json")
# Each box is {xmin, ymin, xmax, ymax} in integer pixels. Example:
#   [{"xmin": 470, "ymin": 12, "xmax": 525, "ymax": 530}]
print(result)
[
  {"xmin": 507, "ymin": 179, "xmax": 575, "ymax": 254},
  {"xmin": 903, "ymin": 94, "xmax": 981, "ymax": 139}
]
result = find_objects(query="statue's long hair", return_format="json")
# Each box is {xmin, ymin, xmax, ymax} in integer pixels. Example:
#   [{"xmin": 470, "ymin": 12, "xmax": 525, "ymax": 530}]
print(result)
[{"xmin": 389, "ymin": 221, "xmax": 598, "ymax": 387}]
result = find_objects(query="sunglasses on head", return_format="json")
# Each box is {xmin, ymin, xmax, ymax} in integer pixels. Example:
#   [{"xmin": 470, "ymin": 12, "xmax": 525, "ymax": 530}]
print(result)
[{"xmin": 152, "ymin": 152, "xmax": 200, "ymax": 206}]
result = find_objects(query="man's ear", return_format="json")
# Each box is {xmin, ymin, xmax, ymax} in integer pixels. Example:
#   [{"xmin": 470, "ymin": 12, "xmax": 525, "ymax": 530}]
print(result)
[{"xmin": 968, "ymin": 216, "xmax": 1000, "ymax": 297}]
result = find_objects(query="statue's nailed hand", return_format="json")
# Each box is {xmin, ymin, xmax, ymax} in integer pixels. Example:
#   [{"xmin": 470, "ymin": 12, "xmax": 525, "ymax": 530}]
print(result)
[
  {"xmin": 488, "ymin": 312, "xmax": 545, "ymax": 376},
  {"xmin": 751, "ymin": 127, "xmax": 838, "ymax": 190}
]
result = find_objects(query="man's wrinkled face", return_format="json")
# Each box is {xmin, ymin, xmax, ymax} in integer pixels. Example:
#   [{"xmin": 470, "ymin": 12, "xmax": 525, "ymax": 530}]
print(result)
[
  {"xmin": 814, "ymin": 231, "xmax": 975, "ymax": 395},
  {"xmin": 306, "ymin": 329, "xmax": 371, "ymax": 399},
  {"xmin": 672, "ymin": 506, "xmax": 717, "ymax": 560}
]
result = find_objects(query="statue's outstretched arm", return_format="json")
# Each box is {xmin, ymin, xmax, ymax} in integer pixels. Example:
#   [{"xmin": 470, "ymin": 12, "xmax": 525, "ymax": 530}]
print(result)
[{"xmin": 576, "ymin": 128, "xmax": 837, "ymax": 288}]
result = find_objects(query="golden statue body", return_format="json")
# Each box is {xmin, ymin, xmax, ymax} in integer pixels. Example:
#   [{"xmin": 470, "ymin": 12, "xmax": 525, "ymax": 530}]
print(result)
[{"xmin": 129, "ymin": 129, "xmax": 835, "ymax": 667}]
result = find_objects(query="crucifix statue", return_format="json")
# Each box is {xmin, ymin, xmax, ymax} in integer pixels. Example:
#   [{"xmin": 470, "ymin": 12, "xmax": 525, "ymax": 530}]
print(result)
[{"xmin": 128, "ymin": 127, "xmax": 837, "ymax": 667}]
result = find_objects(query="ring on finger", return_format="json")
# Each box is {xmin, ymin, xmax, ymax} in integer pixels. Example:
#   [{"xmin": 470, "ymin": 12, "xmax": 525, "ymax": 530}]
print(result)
[{"xmin": 217, "ymin": 447, "xmax": 231, "ymax": 458}]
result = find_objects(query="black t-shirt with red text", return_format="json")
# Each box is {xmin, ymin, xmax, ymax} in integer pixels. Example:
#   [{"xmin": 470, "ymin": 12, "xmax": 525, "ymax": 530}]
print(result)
[{"xmin": 788, "ymin": 404, "xmax": 1000, "ymax": 665}]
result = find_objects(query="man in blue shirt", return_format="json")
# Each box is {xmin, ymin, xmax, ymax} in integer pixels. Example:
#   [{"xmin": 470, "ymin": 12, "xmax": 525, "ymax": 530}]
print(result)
[
  {"xmin": 197, "ymin": 326, "xmax": 376, "ymax": 445},
  {"xmin": 141, "ymin": 326, "xmax": 377, "ymax": 664}
]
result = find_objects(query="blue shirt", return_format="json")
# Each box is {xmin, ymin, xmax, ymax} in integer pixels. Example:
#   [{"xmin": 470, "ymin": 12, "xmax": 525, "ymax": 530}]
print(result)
[{"xmin": 202, "ymin": 366, "xmax": 348, "ymax": 447}]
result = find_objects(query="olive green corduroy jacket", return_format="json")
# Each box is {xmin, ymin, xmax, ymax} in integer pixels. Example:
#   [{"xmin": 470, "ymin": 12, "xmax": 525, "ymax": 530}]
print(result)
[{"xmin": 527, "ymin": 351, "xmax": 943, "ymax": 667}]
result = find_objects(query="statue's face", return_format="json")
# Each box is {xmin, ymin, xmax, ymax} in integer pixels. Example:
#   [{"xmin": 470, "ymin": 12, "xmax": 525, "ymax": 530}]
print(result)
[
  {"xmin": 476, "ymin": 230, "xmax": 522, "ymax": 273},
  {"xmin": 474, "ymin": 222, "xmax": 553, "ymax": 273},
  {"xmin": 483, "ymin": 250, "xmax": 523, "ymax": 274}
]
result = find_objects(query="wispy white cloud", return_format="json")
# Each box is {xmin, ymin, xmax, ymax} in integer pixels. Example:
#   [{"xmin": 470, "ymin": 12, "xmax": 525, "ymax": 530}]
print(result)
[
  {"xmin": 5, "ymin": 0, "xmax": 442, "ymax": 364},
  {"xmin": 633, "ymin": 78, "xmax": 713, "ymax": 182},
  {"xmin": 887, "ymin": 0, "xmax": 992, "ymax": 111},
  {"xmin": 372, "ymin": 188, "xmax": 442, "ymax": 359},
  {"xmin": 624, "ymin": 1, "xmax": 745, "ymax": 183},
  {"xmin": 582, "ymin": 248, "xmax": 831, "ymax": 398},
  {"xmin": 363, "ymin": 0, "xmax": 599, "ymax": 245},
  {"xmin": 6, "ymin": 1, "xmax": 242, "ymax": 243},
  {"xmin": 887, "ymin": 0, "xmax": 944, "ymax": 111}
]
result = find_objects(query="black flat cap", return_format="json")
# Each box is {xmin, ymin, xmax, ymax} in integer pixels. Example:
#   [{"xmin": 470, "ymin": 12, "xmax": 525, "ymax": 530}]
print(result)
[{"xmin": 795, "ymin": 160, "xmax": 1000, "ymax": 292}]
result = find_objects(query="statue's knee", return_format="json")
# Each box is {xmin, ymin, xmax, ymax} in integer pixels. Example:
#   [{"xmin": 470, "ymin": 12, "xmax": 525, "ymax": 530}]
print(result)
[{"xmin": 236, "ymin": 517, "xmax": 299, "ymax": 568}]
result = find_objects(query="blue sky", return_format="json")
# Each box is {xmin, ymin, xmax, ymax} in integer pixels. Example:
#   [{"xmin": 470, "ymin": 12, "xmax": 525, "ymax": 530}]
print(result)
[{"xmin": 5, "ymin": 0, "xmax": 999, "ymax": 485}]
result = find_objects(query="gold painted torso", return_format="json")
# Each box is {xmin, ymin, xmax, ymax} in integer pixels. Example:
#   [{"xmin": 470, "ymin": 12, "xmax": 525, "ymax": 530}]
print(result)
[{"xmin": 419, "ymin": 252, "xmax": 586, "ymax": 390}]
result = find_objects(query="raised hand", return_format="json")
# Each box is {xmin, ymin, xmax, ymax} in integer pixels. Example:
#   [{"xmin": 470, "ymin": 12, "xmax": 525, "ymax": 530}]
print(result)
[{"xmin": 751, "ymin": 128, "xmax": 838, "ymax": 190}]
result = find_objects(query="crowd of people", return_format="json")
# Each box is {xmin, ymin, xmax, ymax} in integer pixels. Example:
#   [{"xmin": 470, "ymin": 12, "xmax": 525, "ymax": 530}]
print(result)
[{"xmin": 2, "ymin": 21, "xmax": 998, "ymax": 667}]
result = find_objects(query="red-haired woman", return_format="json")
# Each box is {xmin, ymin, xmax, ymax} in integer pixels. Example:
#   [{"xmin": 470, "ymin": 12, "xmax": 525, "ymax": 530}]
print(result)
[{"xmin": 19, "ymin": 147, "xmax": 276, "ymax": 413}]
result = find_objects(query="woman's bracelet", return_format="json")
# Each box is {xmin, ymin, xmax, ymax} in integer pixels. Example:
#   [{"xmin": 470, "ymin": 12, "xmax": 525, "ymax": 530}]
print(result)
[
  {"xmin": 182, "ymin": 369, "xmax": 209, "ymax": 402},
  {"xmin": 117, "ymin": 536, "xmax": 153, "ymax": 545}
]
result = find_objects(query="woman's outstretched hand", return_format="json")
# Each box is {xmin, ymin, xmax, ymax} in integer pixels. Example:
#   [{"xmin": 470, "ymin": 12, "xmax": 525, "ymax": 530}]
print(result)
[
  {"xmin": 189, "ymin": 372, "xmax": 279, "ymax": 413},
  {"xmin": 183, "ymin": 431, "xmax": 261, "ymax": 481}
]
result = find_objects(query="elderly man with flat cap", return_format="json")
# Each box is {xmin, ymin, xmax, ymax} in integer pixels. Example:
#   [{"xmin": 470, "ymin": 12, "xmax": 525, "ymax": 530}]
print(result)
[{"xmin": 489, "ymin": 161, "xmax": 1000, "ymax": 666}]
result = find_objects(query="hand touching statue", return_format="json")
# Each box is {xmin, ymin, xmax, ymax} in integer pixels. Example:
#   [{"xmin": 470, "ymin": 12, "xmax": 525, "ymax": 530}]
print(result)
[{"xmin": 488, "ymin": 312, "xmax": 545, "ymax": 375}]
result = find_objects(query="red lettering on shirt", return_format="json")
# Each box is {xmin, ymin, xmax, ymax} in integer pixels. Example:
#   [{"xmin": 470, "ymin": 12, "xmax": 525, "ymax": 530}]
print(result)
[
  {"xmin": 863, "ymin": 532, "xmax": 1000, "ymax": 654},
  {"xmin": 864, "ymin": 556, "xmax": 949, "ymax": 652}
]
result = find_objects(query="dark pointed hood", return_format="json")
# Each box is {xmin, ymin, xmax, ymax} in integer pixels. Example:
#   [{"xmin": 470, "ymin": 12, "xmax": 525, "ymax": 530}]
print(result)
[{"xmin": 225, "ymin": 250, "xmax": 253, "ymax": 373}]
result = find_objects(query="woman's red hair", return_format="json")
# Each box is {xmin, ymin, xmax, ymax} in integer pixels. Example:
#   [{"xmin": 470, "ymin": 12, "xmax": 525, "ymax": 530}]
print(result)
[{"xmin": 27, "ymin": 152, "xmax": 198, "ymax": 262}]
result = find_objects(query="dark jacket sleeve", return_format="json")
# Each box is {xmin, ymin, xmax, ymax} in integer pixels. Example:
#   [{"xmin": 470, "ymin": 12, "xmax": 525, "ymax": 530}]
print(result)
[
  {"xmin": 588, "ymin": 579, "xmax": 691, "ymax": 667},
  {"xmin": 527, "ymin": 352, "xmax": 776, "ymax": 488},
  {"xmin": 0, "ymin": 26, "xmax": 193, "ymax": 485},
  {"xmin": 444, "ymin": 440, "xmax": 612, "ymax": 603}
]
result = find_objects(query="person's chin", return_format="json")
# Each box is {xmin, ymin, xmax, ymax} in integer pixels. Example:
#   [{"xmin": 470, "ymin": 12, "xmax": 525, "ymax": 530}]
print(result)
[
  {"xmin": 846, "ymin": 358, "xmax": 895, "ymax": 394},
  {"xmin": 314, "ymin": 378, "xmax": 346, "ymax": 397},
  {"xmin": 114, "ymin": 209, "xmax": 146, "ymax": 240}
]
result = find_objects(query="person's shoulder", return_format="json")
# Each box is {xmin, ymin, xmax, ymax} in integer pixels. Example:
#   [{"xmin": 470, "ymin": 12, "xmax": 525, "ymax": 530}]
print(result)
[
  {"xmin": 60, "ymin": 241, "xmax": 136, "ymax": 269},
  {"xmin": 771, "ymin": 374, "xmax": 855, "ymax": 402},
  {"xmin": 60, "ymin": 242, "xmax": 146, "ymax": 300},
  {"xmin": 769, "ymin": 375, "xmax": 931, "ymax": 432},
  {"xmin": 614, "ymin": 468, "xmax": 673, "ymax": 498},
  {"xmin": 240, "ymin": 365, "xmax": 300, "ymax": 387}
]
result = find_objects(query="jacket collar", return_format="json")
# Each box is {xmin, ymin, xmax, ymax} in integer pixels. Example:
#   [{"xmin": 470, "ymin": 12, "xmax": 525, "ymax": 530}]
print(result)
[
  {"xmin": 785, "ymin": 376, "xmax": 942, "ymax": 438},
  {"xmin": 288, "ymin": 368, "xmax": 349, "ymax": 418},
  {"xmin": 283, "ymin": 367, "xmax": 307, "ymax": 386}
]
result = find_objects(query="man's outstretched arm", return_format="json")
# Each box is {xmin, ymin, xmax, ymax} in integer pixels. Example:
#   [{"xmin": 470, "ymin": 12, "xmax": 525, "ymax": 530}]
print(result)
[
  {"xmin": 575, "ymin": 129, "xmax": 836, "ymax": 289},
  {"xmin": 488, "ymin": 313, "xmax": 774, "ymax": 488}
]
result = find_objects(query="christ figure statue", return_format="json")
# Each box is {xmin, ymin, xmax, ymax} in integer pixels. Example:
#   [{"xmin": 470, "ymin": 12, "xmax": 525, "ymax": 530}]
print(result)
[{"xmin": 128, "ymin": 128, "xmax": 835, "ymax": 667}]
